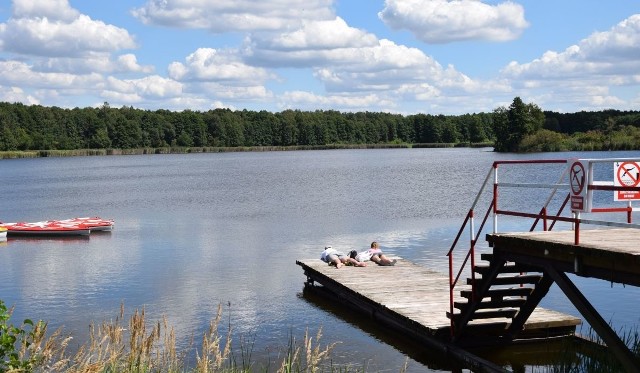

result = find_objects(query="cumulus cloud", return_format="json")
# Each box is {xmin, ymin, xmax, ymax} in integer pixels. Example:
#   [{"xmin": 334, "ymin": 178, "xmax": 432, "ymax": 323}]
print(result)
[
  {"xmin": 196, "ymin": 82, "xmax": 273, "ymax": 100},
  {"xmin": 304, "ymin": 38, "xmax": 478, "ymax": 95},
  {"xmin": 245, "ymin": 17, "xmax": 381, "ymax": 67},
  {"xmin": 27, "ymin": 53, "xmax": 153, "ymax": 75},
  {"xmin": 0, "ymin": 60, "xmax": 103, "ymax": 89},
  {"xmin": 242, "ymin": 14, "xmax": 496, "ymax": 111},
  {"xmin": 279, "ymin": 90, "xmax": 389, "ymax": 110},
  {"xmin": 379, "ymin": 0, "xmax": 529, "ymax": 43},
  {"xmin": 0, "ymin": 0, "xmax": 158, "ymax": 108},
  {"xmin": 168, "ymin": 48, "xmax": 273, "ymax": 84},
  {"xmin": 497, "ymin": 15, "xmax": 640, "ymax": 111},
  {"xmin": 260, "ymin": 17, "xmax": 378, "ymax": 50},
  {"xmin": 503, "ymin": 14, "xmax": 640, "ymax": 81},
  {"xmin": 116, "ymin": 54, "xmax": 155, "ymax": 74},
  {"xmin": 1, "ymin": 1, "xmax": 136, "ymax": 57},
  {"xmin": 132, "ymin": 0, "xmax": 334, "ymax": 32},
  {"xmin": 0, "ymin": 86, "xmax": 40, "ymax": 105},
  {"xmin": 12, "ymin": 0, "xmax": 79, "ymax": 22},
  {"xmin": 106, "ymin": 75, "xmax": 183, "ymax": 99}
]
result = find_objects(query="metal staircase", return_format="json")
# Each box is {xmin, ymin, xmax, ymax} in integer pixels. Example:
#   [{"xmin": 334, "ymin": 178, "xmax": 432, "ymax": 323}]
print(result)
[{"xmin": 446, "ymin": 158, "xmax": 640, "ymax": 345}]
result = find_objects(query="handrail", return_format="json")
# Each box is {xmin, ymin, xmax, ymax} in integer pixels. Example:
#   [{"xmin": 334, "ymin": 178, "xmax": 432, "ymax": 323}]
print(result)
[{"xmin": 446, "ymin": 158, "xmax": 640, "ymax": 338}]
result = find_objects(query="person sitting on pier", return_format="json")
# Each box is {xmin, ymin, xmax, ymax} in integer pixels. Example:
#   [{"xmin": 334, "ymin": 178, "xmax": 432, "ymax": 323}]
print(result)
[
  {"xmin": 321, "ymin": 246, "xmax": 366, "ymax": 268},
  {"xmin": 365, "ymin": 241, "xmax": 396, "ymax": 266}
]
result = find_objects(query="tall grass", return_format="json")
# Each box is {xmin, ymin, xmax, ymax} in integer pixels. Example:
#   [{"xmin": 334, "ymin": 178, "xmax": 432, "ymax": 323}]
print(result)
[
  {"xmin": 3, "ymin": 303, "xmax": 358, "ymax": 373},
  {"xmin": 538, "ymin": 326, "xmax": 640, "ymax": 373}
]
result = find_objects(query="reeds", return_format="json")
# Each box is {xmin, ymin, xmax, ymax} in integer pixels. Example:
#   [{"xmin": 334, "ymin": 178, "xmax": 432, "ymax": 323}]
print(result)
[
  {"xmin": 538, "ymin": 325, "xmax": 640, "ymax": 373},
  {"xmin": 3, "ymin": 302, "xmax": 348, "ymax": 373}
]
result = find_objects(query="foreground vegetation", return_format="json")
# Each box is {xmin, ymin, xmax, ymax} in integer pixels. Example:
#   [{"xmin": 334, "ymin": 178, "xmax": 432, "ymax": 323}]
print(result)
[
  {"xmin": 540, "ymin": 327, "xmax": 640, "ymax": 373},
  {"xmin": 1, "ymin": 300, "xmax": 365, "ymax": 373},
  {"xmin": 4, "ymin": 298, "xmax": 640, "ymax": 372},
  {"xmin": 0, "ymin": 100, "xmax": 638, "ymax": 155}
]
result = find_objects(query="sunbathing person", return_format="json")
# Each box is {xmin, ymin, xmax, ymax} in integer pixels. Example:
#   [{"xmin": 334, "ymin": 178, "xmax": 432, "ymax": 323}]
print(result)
[
  {"xmin": 366, "ymin": 241, "xmax": 397, "ymax": 266},
  {"xmin": 321, "ymin": 246, "xmax": 367, "ymax": 268}
]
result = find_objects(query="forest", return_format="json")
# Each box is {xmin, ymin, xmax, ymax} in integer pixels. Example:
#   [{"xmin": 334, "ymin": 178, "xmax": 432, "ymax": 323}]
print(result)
[{"xmin": 0, "ymin": 99, "xmax": 638, "ymax": 154}]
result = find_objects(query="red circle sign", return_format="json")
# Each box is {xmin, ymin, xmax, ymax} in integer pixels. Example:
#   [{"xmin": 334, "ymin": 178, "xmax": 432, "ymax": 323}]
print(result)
[
  {"xmin": 570, "ymin": 161, "xmax": 585, "ymax": 195},
  {"xmin": 616, "ymin": 161, "xmax": 640, "ymax": 187}
]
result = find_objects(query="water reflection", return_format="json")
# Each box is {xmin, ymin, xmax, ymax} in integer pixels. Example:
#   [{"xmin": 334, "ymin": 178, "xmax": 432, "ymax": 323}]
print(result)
[{"xmin": 0, "ymin": 148, "xmax": 638, "ymax": 372}]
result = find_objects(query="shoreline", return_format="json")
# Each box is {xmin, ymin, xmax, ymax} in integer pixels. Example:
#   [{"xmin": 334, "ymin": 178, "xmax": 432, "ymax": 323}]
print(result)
[{"xmin": 0, "ymin": 142, "xmax": 494, "ymax": 159}]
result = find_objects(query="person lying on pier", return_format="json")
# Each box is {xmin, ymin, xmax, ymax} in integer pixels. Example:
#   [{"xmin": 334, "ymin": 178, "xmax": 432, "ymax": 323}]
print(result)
[
  {"xmin": 365, "ymin": 241, "xmax": 397, "ymax": 266},
  {"xmin": 320, "ymin": 246, "xmax": 367, "ymax": 268}
]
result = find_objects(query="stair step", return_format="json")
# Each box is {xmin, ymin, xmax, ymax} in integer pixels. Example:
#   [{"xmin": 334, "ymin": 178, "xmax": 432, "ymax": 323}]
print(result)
[
  {"xmin": 480, "ymin": 253, "xmax": 494, "ymax": 261},
  {"xmin": 461, "ymin": 287, "xmax": 533, "ymax": 300},
  {"xmin": 447, "ymin": 308, "xmax": 518, "ymax": 321},
  {"xmin": 454, "ymin": 298, "xmax": 527, "ymax": 310},
  {"xmin": 467, "ymin": 274, "xmax": 543, "ymax": 286},
  {"xmin": 474, "ymin": 263, "xmax": 539, "ymax": 275},
  {"xmin": 471, "ymin": 309, "xmax": 518, "ymax": 320}
]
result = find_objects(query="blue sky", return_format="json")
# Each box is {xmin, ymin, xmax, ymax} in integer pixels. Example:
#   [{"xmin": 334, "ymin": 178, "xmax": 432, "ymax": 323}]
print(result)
[{"xmin": 0, "ymin": 0, "xmax": 638, "ymax": 115}]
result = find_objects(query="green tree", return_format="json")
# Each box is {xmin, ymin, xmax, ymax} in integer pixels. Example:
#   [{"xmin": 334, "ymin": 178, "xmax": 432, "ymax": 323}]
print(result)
[{"xmin": 493, "ymin": 97, "xmax": 544, "ymax": 152}]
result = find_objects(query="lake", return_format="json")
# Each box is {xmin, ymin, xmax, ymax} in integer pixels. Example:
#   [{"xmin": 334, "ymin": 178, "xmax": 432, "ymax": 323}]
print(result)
[{"xmin": 1, "ymin": 148, "xmax": 639, "ymax": 372}]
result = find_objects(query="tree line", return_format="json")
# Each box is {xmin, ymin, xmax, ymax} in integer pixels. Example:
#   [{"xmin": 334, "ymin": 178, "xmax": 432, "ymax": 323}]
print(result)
[
  {"xmin": 0, "ymin": 100, "xmax": 638, "ymax": 153},
  {"xmin": 493, "ymin": 97, "xmax": 640, "ymax": 152}
]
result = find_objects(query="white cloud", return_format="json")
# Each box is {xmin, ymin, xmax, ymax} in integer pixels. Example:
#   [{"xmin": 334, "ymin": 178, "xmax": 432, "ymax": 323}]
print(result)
[
  {"xmin": 262, "ymin": 17, "xmax": 378, "ymax": 50},
  {"xmin": 27, "ymin": 53, "xmax": 153, "ymax": 75},
  {"xmin": 0, "ymin": 0, "xmax": 152, "ymax": 108},
  {"xmin": 242, "ymin": 14, "xmax": 502, "ymax": 112},
  {"xmin": 503, "ymin": 15, "xmax": 640, "ymax": 81},
  {"xmin": 496, "ymin": 14, "xmax": 640, "ymax": 111},
  {"xmin": 305, "ymin": 39, "xmax": 478, "ymax": 94},
  {"xmin": 0, "ymin": 60, "xmax": 103, "ymax": 89},
  {"xmin": 279, "ymin": 90, "xmax": 391, "ymax": 111},
  {"xmin": 1, "ymin": 11, "xmax": 136, "ymax": 57},
  {"xmin": 0, "ymin": 86, "xmax": 40, "ymax": 105},
  {"xmin": 12, "ymin": 0, "xmax": 79, "ymax": 22},
  {"xmin": 116, "ymin": 54, "xmax": 155, "ymax": 74},
  {"xmin": 196, "ymin": 82, "xmax": 273, "ymax": 100},
  {"xmin": 106, "ymin": 75, "xmax": 183, "ymax": 99},
  {"xmin": 379, "ymin": 0, "xmax": 528, "ymax": 43},
  {"xmin": 132, "ymin": 0, "xmax": 334, "ymax": 32},
  {"xmin": 168, "ymin": 48, "xmax": 273, "ymax": 84}
]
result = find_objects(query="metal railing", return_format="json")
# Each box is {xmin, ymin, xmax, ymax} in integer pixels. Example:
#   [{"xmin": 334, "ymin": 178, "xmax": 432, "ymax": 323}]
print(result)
[{"xmin": 446, "ymin": 158, "xmax": 640, "ymax": 337}]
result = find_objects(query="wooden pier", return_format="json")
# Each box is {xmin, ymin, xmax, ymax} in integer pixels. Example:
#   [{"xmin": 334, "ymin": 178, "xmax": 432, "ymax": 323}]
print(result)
[{"xmin": 296, "ymin": 256, "xmax": 581, "ymax": 371}]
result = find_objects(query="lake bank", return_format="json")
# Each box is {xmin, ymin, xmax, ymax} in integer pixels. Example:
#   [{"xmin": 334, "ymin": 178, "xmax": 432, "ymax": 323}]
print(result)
[{"xmin": 0, "ymin": 142, "xmax": 493, "ymax": 159}]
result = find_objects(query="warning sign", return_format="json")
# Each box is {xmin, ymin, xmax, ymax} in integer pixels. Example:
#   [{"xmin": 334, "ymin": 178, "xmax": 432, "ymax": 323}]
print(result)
[
  {"xmin": 570, "ymin": 162, "xmax": 585, "ymax": 196},
  {"xmin": 569, "ymin": 160, "xmax": 589, "ymax": 212},
  {"xmin": 614, "ymin": 161, "xmax": 640, "ymax": 201}
]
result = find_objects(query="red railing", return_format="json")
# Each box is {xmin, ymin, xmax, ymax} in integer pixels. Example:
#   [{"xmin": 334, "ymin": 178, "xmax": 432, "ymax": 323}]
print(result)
[{"xmin": 446, "ymin": 158, "xmax": 640, "ymax": 337}]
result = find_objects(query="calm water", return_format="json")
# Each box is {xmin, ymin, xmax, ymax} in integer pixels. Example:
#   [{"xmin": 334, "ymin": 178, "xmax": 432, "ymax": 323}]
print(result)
[{"xmin": 1, "ymin": 148, "xmax": 639, "ymax": 372}]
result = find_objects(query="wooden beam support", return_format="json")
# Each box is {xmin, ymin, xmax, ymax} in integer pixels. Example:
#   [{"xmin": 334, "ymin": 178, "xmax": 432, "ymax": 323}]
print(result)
[
  {"xmin": 506, "ymin": 272, "xmax": 554, "ymax": 339},
  {"xmin": 543, "ymin": 265, "xmax": 640, "ymax": 373}
]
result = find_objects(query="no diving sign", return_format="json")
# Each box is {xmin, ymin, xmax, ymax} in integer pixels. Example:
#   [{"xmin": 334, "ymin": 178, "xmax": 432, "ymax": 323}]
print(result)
[
  {"xmin": 614, "ymin": 161, "xmax": 640, "ymax": 201},
  {"xmin": 569, "ymin": 160, "xmax": 590, "ymax": 212}
]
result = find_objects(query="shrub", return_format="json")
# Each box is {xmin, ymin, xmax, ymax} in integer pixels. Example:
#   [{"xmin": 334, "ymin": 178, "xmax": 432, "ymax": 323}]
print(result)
[{"xmin": 0, "ymin": 300, "xmax": 52, "ymax": 371}]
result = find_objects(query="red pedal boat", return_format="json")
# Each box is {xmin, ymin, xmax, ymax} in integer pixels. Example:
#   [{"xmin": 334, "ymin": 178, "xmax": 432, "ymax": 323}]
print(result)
[
  {"xmin": 0, "ymin": 217, "xmax": 114, "ymax": 237},
  {"xmin": 51, "ymin": 217, "xmax": 115, "ymax": 232}
]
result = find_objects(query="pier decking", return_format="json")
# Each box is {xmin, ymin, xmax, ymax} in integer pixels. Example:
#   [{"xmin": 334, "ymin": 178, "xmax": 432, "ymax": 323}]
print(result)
[
  {"xmin": 296, "ymin": 258, "xmax": 580, "ymax": 344},
  {"xmin": 487, "ymin": 228, "xmax": 640, "ymax": 286}
]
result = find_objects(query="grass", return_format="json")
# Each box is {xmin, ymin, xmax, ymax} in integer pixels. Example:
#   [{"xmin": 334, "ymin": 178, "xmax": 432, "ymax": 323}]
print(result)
[
  {"xmin": 537, "ymin": 325, "xmax": 640, "ymax": 373},
  {"xmin": 2, "ymin": 302, "xmax": 368, "ymax": 373}
]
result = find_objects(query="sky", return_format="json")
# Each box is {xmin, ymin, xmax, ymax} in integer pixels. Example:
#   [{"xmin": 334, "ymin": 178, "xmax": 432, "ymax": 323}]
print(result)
[{"xmin": 0, "ymin": 0, "xmax": 638, "ymax": 115}]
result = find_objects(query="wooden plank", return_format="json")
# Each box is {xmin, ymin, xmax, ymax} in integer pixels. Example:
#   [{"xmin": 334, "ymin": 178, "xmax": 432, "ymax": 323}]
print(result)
[
  {"xmin": 297, "ymin": 258, "xmax": 581, "ymax": 341},
  {"xmin": 487, "ymin": 228, "xmax": 640, "ymax": 286}
]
